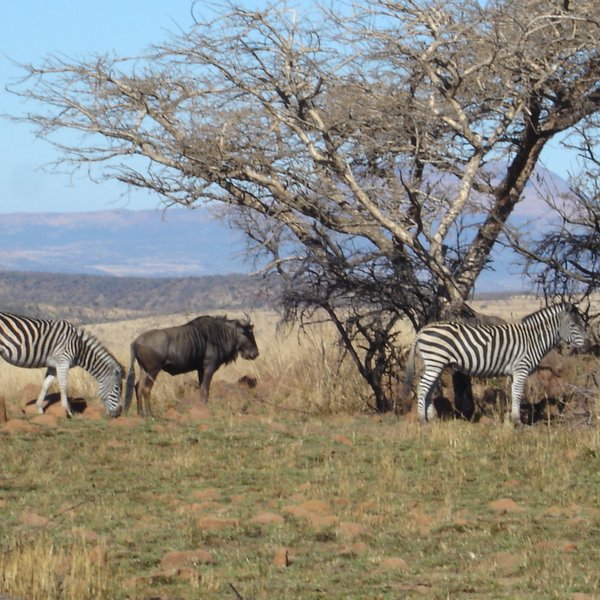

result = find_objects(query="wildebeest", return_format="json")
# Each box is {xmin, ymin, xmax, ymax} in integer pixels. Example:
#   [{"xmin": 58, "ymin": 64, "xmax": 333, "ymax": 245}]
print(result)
[{"xmin": 124, "ymin": 315, "xmax": 259, "ymax": 416}]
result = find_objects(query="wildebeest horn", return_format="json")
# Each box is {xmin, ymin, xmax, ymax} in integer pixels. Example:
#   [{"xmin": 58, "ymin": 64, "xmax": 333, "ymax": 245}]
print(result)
[{"xmin": 242, "ymin": 312, "xmax": 251, "ymax": 325}]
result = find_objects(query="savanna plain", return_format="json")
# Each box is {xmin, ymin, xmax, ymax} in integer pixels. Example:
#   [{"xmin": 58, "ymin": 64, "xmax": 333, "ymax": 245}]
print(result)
[{"xmin": 1, "ymin": 298, "xmax": 600, "ymax": 600}]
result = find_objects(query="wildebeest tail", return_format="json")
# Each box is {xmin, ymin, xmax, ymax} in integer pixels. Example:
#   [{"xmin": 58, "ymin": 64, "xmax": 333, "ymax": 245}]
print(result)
[
  {"xmin": 124, "ymin": 342, "xmax": 136, "ymax": 414},
  {"xmin": 402, "ymin": 339, "xmax": 418, "ymax": 400}
]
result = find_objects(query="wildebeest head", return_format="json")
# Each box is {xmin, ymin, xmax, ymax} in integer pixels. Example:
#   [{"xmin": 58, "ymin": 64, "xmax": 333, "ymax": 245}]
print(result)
[{"xmin": 235, "ymin": 317, "xmax": 259, "ymax": 360}]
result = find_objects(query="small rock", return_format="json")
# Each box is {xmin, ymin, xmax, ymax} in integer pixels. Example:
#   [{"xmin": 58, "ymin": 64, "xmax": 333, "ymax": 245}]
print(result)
[
  {"xmin": 80, "ymin": 405, "xmax": 104, "ymax": 420},
  {"xmin": 338, "ymin": 522, "xmax": 367, "ymax": 539},
  {"xmin": 250, "ymin": 512, "xmax": 284, "ymax": 525},
  {"xmin": 31, "ymin": 414, "xmax": 60, "ymax": 428},
  {"xmin": 380, "ymin": 557, "xmax": 409, "ymax": 571},
  {"xmin": 20, "ymin": 510, "xmax": 49, "ymax": 528},
  {"xmin": 333, "ymin": 434, "xmax": 353, "ymax": 446},
  {"xmin": 273, "ymin": 547, "xmax": 290, "ymax": 567},
  {"xmin": 193, "ymin": 488, "xmax": 221, "ymax": 501},
  {"xmin": 196, "ymin": 516, "xmax": 239, "ymax": 530},
  {"xmin": 71, "ymin": 528, "xmax": 101, "ymax": 542},
  {"xmin": 1, "ymin": 419, "xmax": 39, "ymax": 434},
  {"xmin": 160, "ymin": 549, "xmax": 215, "ymax": 570},
  {"xmin": 488, "ymin": 498, "xmax": 525, "ymax": 513}
]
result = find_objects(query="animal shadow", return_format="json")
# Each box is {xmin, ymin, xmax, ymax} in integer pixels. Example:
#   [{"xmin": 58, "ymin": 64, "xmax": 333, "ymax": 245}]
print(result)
[{"xmin": 24, "ymin": 392, "xmax": 88, "ymax": 414}]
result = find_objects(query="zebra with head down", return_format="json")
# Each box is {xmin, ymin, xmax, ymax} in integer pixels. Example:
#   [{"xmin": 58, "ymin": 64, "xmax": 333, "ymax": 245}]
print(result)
[
  {"xmin": 404, "ymin": 303, "xmax": 589, "ymax": 425},
  {"xmin": 0, "ymin": 312, "xmax": 123, "ymax": 418}
]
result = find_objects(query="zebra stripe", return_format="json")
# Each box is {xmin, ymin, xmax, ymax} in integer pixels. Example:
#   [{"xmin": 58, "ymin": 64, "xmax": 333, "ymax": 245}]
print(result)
[
  {"xmin": 404, "ymin": 303, "xmax": 588, "ymax": 425},
  {"xmin": 0, "ymin": 312, "xmax": 123, "ymax": 418}
]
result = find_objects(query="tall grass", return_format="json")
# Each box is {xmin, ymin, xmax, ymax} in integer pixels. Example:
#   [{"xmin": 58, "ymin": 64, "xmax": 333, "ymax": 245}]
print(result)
[
  {"xmin": 0, "ymin": 309, "xmax": 371, "ymax": 419},
  {"xmin": 0, "ymin": 534, "xmax": 111, "ymax": 600}
]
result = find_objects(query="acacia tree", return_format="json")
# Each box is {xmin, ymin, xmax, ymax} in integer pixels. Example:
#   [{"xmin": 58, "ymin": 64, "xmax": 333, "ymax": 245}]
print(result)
[{"xmin": 9, "ymin": 0, "xmax": 600, "ymax": 411}]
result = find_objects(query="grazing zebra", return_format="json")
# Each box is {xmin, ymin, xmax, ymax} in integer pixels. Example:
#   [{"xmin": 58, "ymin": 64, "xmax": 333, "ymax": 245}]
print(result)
[
  {"xmin": 0, "ymin": 312, "xmax": 124, "ymax": 418},
  {"xmin": 404, "ymin": 303, "xmax": 588, "ymax": 425}
]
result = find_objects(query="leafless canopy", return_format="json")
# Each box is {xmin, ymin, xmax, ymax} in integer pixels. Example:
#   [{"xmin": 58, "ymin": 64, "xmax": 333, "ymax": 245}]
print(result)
[
  {"xmin": 7, "ymin": 0, "xmax": 599, "ymax": 410},
  {"xmin": 508, "ymin": 121, "xmax": 600, "ymax": 307}
]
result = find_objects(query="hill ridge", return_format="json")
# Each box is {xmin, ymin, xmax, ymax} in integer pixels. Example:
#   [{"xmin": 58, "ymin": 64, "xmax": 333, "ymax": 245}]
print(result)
[{"xmin": 0, "ymin": 270, "xmax": 272, "ymax": 324}]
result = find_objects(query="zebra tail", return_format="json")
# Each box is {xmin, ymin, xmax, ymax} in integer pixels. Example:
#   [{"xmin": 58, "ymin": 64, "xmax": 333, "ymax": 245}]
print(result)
[
  {"xmin": 402, "ymin": 340, "xmax": 417, "ymax": 399},
  {"xmin": 124, "ymin": 343, "xmax": 136, "ymax": 414}
]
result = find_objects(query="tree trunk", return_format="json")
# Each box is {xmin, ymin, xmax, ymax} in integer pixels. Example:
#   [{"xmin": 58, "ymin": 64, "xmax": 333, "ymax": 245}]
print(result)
[{"xmin": 452, "ymin": 372, "xmax": 475, "ymax": 421}]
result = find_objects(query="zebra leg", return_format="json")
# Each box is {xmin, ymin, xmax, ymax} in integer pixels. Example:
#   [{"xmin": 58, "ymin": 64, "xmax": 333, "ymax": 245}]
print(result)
[
  {"xmin": 510, "ymin": 371, "xmax": 528, "ymax": 425},
  {"xmin": 417, "ymin": 365, "xmax": 444, "ymax": 423},
  {"xmin": 36, "ymin": 367, "xmax": 56, "ymax": 414},
  {"xmin": 56, "ymin": 363, "xmax": 73, "ymax": 418}
]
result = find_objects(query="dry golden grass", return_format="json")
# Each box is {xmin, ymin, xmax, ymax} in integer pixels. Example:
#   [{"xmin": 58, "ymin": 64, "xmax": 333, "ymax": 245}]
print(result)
[
  {"xmin": 1, "ymin": 297, "xmax": 598, "ymax": 421},
  {"xmin": 0, "ymin": 534, "xmax": 110, "ymax": 600},
  {"xmin": 2, "ymin": 409, "xmax": 600, "ymax": 599}
]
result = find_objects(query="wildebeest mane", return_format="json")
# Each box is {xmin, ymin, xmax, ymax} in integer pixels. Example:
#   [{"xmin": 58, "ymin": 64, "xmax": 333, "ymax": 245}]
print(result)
[{"xmin": 188, "ymin": 315, "xmax": 247, "ymax": 366}]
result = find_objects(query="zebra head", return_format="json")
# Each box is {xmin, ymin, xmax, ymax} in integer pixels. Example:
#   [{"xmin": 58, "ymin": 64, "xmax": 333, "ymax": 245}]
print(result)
[
  {"xmin": 76, "ymin": 328, "xmax": 125, "ymax": 417},
  {"xmin": 558, "ymin": 304, "xmax": 589, "ymax": 350},
  {"xmin": 99, "ymin": 364, "xmax": 124, "ymax": 418}
]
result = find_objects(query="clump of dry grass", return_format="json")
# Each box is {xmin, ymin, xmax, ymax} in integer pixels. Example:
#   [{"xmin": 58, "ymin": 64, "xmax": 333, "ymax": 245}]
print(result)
[
  {"xmin": 0, "ymin": 533, "xmax": 111, "ymax": 600},
  {"xmin": 253, "ymin": 318, "xmax": 371, "ymax": 414}
]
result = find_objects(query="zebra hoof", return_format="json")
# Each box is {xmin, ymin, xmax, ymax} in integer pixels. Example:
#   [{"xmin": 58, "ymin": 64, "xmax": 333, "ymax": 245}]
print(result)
[{"xmin": 426, "ymin": 404, "xmax": 437, "ymax": 421}]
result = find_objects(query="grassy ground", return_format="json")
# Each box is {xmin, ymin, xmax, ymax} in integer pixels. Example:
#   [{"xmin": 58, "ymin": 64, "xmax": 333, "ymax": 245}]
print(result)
[
  {"xmin": 2, "ymin": 405, "xmax": 600, "ymax": 599},
  {"xmin": 1, "ymin": 302, "xmax": 599, "ymax": 599}
]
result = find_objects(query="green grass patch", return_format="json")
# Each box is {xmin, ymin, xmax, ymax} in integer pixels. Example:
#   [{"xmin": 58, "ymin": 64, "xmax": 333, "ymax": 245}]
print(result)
[{"xmin": 1, "ymin": 413, "xmax": 600, "ymax": 599}]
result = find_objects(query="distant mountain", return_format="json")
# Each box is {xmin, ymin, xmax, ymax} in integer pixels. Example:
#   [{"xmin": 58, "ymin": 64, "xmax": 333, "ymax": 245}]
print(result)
[
  {"xmin": 482, "ymin": 162, "xmax": 573, "ymax": 220},
  {"xmin": 0, "ymin": 208, "xmax": 249, "ymax": 277},
  {"xmin": 0, "ymin": 164, "xmax": 570, "ymax": 291},
  {"xmin": 0, "ymin": 270, "xmax": 273, "ymax": 323}
]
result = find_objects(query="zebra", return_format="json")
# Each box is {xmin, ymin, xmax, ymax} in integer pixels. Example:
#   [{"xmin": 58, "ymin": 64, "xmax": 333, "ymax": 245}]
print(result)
[
  {"xmin": 0, "ymin": 312, "xmax": 124, "ymax": 418},
  {"xmin": 403, "ymin": 302, "xmax": 588, "ymax": 425}
]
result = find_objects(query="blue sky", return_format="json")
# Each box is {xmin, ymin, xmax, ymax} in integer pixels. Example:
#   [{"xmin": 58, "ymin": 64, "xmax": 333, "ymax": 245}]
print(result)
[
  {"xmin": 0, "ymin": 1, "xmax": 578, "ymax": 215},
  {"xmin": 0, "ymin": 1, "xmax": 205, "ymax": 214}
]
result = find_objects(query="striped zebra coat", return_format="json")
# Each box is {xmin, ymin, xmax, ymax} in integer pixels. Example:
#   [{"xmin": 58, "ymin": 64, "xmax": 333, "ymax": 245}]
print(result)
[
  {"xmin": 404, "ymin": 303, "xmax": 588, "ymax": 425},
  {"xmin": 0, "ymin": 312, "xmax": 124, "ymax": 418}
]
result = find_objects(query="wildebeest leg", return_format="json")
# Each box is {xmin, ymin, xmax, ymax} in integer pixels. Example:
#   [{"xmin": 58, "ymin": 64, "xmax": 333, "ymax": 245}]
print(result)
[
  {"xmin": 36, "ymin": 367, "xmax": 56, "ymax": 414},
  {"xmin": 135, "ymin": 368, "xmax": 156, "ymax": 417},
  {"xmin": 198, "ymin": 366, "xmax": 216, "ymax": 404}
]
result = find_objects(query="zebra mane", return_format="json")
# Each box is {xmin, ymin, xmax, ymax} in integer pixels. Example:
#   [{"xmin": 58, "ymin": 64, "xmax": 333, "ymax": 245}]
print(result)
[
  {"xmin": 77, "ymin": 327, "xmax": 121, "ymax": 367},
  {"xmin": 521, "ymin": 302, "xmax": 573, "ymax": 325}
]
